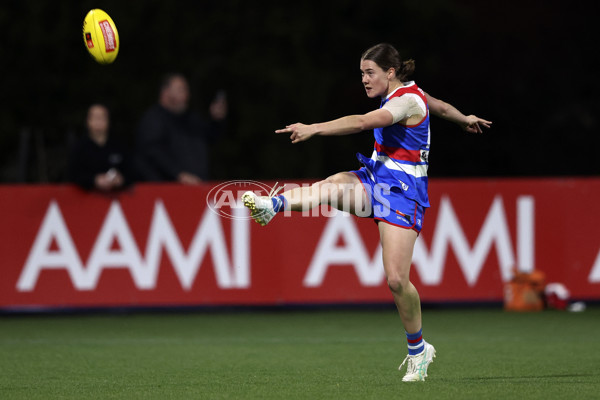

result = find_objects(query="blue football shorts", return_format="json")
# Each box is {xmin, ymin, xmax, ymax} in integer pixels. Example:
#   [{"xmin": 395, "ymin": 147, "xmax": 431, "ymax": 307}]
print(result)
[{"xmin": 350, "ymin": 167, "xmax": 426, "ymax": 233}]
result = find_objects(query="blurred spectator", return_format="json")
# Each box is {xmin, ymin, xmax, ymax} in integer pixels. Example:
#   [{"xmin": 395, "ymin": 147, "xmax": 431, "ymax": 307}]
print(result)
[
  {"xmin": 134, "ymin": 73, "xmax": 227, "ymax": 184},
  {"xmin": 68, "ymin": 104, "xmax": 132, "ymax": 191}
]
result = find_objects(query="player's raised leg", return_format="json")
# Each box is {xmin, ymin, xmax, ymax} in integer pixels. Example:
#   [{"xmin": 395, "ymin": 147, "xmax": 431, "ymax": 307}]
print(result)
[
  {"xmin": 242, "ymin": 172, "xmax": 368, "ymax": 225},
  {"xmin": 378, "ymin": 222, "xmax": 435, "ymax": 381},
  {"xmin": 283, "ymin": 172, "xmax": 369, "ymax": 214}
]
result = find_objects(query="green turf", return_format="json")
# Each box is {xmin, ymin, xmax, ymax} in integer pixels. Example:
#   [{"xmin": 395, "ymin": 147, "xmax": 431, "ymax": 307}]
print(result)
[{"xmin": 1, "ymin": 307, "xmax": 599, "ymax": 399}]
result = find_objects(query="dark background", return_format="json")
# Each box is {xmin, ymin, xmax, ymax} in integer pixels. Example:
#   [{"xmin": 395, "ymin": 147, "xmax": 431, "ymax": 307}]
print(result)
[{"xmin": 0, "ymin": 0, "xmax": 597, "ymax": 182}]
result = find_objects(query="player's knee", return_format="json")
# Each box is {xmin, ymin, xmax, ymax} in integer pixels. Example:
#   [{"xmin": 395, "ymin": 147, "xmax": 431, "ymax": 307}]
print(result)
[
  {"xmin": 314, "ymin": 173, "xmax": 358, "ymax": 210},
  {"xmin": 324, "ymin": 172, "xmax": 354, "ymax": 186},
  {"xmin": 315, "ymin": 175, "xmax": 341, "ymax": 200},
  {"xmin": 387, "ymin": 273, "xmax": 410, "ymax": 294},
  {"xmin": 324, "ymin": 173, "xmax": 339, "ymax": 183},
  {"xmin": 313, "ymin": 174, "xmax": 339, "ymax": 190}
]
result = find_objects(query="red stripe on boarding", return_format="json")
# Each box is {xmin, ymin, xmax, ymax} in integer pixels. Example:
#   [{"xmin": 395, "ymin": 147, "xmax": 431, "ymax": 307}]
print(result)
[{"xmin": 374, "ymin": 142, "xmax": 421, "ymax": 162}]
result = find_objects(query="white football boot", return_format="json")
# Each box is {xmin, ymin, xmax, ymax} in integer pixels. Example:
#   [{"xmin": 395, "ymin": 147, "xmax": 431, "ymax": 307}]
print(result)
[
  {"xmin": 399, "ymin": 341, "xmax": 436, "ymax": 382},
  {"xmin": 242, "ymin": 183, "xmax": 283, "ymax": 226}
]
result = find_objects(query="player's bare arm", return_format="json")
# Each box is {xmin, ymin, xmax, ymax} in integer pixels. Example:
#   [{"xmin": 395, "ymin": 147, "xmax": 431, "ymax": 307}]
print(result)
[
  {"xmin": 425, "ymin": 92, "xmax": 492, "ymax": 134},
  {"xmin": 275, "ymin": 108, "xmax": 393, "ymax": 144}
]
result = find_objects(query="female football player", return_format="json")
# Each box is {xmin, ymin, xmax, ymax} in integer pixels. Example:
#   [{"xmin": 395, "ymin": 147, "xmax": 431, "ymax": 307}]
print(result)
[{"xmin": 243, "ymin": 43, "xmax": 491, "ymax": 382}]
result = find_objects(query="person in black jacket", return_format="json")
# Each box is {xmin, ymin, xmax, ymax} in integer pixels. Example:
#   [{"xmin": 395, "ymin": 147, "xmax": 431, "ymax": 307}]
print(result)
[
  {"xmin": 68, "ymin": 104, "xmax": 131, "ymax": 191},
  {"xmin": 134, "ymin": 73, "xmax": 227, "ymax": 184}
]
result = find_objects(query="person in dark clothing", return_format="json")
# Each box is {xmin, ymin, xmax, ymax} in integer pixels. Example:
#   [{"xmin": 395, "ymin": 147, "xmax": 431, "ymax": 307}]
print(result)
[
  {"xmin": 134, "ymin": 73, "xmax": 227, "ymax": 184},
  {"xmin": 68, "ymin": 104, "xmax": 131, "ymax": 191}
]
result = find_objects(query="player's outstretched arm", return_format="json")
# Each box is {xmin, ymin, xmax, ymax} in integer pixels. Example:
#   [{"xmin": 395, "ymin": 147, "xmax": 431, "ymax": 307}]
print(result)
[
  {"xmin": 275, "ymin": 108, "xmax": 393, "ymax": 144},
  {"xmin": 425, "ymin": 92, "xmax": 492, "ymax": 134}
]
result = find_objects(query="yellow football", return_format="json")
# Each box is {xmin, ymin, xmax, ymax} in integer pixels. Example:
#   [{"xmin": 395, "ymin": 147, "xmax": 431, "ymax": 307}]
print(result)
[{"xmin": 82, "ymin": 9, "xmax": 119, "ymax": 64}]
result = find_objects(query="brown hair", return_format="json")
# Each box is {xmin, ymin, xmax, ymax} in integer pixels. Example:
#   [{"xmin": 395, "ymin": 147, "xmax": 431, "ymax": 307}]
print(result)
[{"xmin": 361, "ymin": 43, "xmax": 415, "ymax": 81}]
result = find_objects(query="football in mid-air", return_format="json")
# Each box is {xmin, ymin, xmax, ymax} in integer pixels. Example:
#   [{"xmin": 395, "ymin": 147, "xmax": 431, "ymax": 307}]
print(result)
[{"xmin": 82, "ymin": 9, "xmax": 119, "ymax": 64}]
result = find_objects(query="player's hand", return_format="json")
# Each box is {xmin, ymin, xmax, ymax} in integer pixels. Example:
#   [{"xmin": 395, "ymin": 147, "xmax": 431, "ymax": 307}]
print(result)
[
  {"xmin": 275, "ymin": 123, "xmax": 317, "ymax": 144},
  {"xmin": 463, "ymin": 115, "xmax": 492, "ymax": 134}
]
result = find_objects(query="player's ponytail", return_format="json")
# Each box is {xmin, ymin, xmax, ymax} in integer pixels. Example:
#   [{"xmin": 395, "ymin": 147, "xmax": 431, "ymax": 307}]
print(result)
[{"xmin": 398, "ymin": 59, "xmax": 415, "ymax": 81}]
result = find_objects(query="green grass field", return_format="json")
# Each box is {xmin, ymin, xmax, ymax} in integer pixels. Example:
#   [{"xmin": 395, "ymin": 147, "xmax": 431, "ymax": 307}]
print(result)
[{"xmin": 1, "ymin": 307, "xmax": 599, "ymax": 399}]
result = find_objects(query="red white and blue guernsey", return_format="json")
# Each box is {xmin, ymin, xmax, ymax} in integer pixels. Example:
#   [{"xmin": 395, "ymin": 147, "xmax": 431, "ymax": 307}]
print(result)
[{"xmin": 356, "ymin": 81, "xmax": 431, "ymax": 209}]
